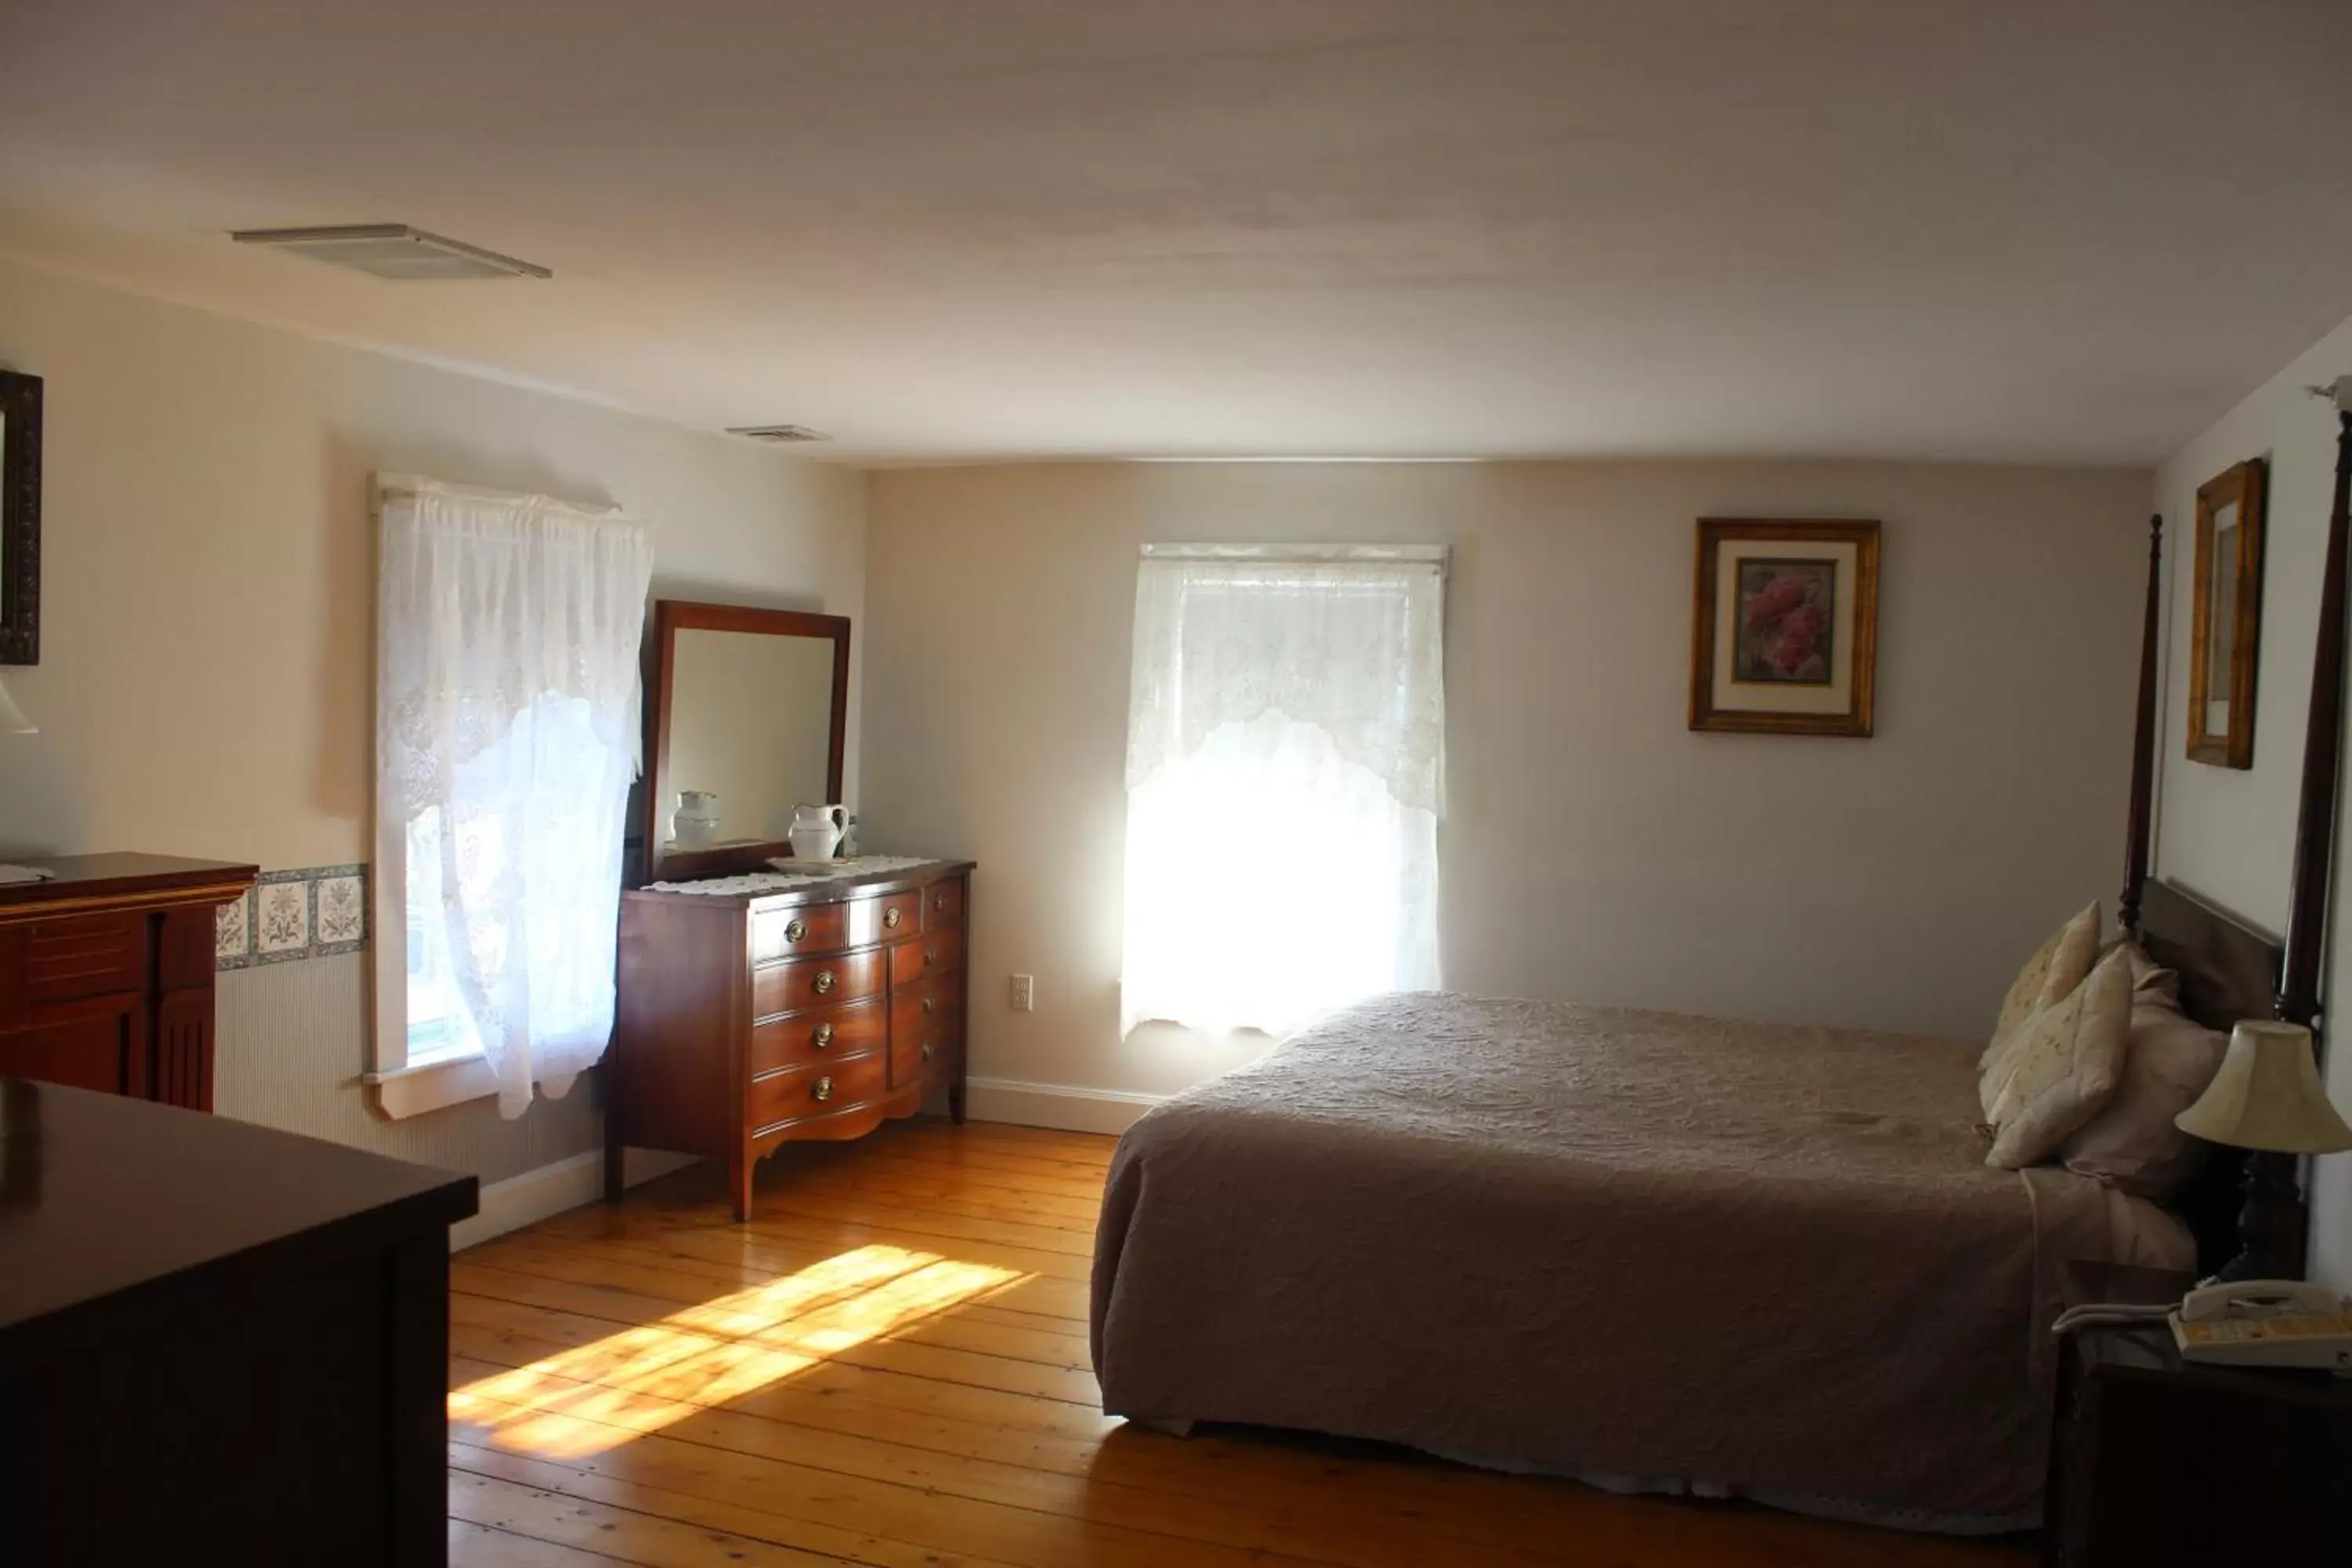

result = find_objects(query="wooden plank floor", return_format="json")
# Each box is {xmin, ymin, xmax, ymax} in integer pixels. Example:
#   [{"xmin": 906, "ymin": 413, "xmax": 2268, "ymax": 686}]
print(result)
[{"xmin": 448, "ymin": 1116, "xmax": 2034, "ymax": 1568}]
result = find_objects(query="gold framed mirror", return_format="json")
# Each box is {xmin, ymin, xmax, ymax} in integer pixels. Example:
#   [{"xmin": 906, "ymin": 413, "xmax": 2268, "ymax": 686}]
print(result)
[{"xmin": 2187, "ymin": 459, "xmax": 2266, "ymax": 770}]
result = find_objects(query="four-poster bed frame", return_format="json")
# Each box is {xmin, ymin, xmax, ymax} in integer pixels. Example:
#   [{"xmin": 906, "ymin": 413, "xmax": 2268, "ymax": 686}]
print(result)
[{"xmin": 2128, "ymin": 399, "xmax": 2352, "ymax": 1280}]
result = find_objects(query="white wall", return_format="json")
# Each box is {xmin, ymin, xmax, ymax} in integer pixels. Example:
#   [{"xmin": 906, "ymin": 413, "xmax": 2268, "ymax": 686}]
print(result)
[
  {"xmin": 0, "ymin": 255, "xmax": 864, "ymax": 1182},
  {"xmin": 862, "ymin": 459, "xmax": 2152, "ymax": 1114},
  {"xmin": 2151, "ymin": 307, "xmax": 2352, "ymax": 1290}
]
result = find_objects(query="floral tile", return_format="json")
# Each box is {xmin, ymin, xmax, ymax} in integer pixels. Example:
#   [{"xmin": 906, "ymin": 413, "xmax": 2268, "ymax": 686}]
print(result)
[
  {"xmin": 254, "ymin": 879, "xmax": 310, "ymax": 957},
  {"xmin": 216, "ymin": 864, "xmax": 372, "ymax": 971},
  {"xmin": 214, "ymin": 893, "xmax": 251, "ymax": 963},
  {"xmin": 314, "ymin": 873, "xmax": 367, "ymax": 949}
]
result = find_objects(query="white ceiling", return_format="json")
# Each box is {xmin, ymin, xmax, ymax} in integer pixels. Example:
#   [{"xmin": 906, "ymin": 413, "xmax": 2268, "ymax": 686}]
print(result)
[{"xmin": 2, "ymin": 1, "xmax": 2349, "ymax": 465}]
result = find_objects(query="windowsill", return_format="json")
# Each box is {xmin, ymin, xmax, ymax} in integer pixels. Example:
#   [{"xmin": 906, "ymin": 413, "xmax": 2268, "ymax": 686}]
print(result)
[{"xmin": 365, "ymin": 1052, "xmax": 497, "ymax": 1120}]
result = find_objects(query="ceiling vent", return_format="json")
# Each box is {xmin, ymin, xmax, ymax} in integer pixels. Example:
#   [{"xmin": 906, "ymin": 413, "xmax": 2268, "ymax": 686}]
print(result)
[
  {"xmin": 725, "ymin": 425, "xmax": 831, "ymax": 444},
  {"xmin": 229, "ymin": 224, "xmax": 551, "ymax": 281}
]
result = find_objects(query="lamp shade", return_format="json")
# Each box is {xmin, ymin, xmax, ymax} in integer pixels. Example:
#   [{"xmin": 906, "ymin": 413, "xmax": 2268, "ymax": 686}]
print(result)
[
  {"xmin": 2175, "ymin": 1021, "xmax": 2352, "ymax": 1154},
  {"xmin": 0, "ymin": 673, "xmax": 32, "ymax": 735}
]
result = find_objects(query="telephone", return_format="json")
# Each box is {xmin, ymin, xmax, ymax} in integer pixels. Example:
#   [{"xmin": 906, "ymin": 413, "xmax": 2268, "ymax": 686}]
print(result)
[{"xmin": 2169, "ymin": 1280, "xmax": 2352, "ymax": 1370}]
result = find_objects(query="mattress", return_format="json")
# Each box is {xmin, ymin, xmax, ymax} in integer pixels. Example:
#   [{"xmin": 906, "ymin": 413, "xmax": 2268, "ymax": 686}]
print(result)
[{"xmin": 1089, "ymin": 992, "xmax": 2192, "ymax": 1531}]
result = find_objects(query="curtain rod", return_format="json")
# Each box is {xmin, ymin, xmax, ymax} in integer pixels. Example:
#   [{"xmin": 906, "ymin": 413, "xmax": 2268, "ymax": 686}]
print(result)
[
  {"xmin": 1141, "ymin": 542, "xmax": 1446, "ymax": 569},
  {"xmin": 372, "ymin": 471, "xmax": 638, "ymax": 524}
]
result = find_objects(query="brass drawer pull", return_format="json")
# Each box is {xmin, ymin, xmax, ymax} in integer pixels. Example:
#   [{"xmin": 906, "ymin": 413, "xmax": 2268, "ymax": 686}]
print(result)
[
  {"xmin": 922, "ymin": 947, "xmax": 937, "ymax": 967},
  {"xmin": 813, "ymin": 1022, "xmax": 833, "ymax": 1049},
  {"xmin": 921, "ymin": 996, "xmax": 935, "ymax": 1015},
  {"xmin": 884, "ymin": 906, "xmax": 902, "ymax": 930},
  {"xmin": 785, "ymin": 919, "xmax": 808, "ymax": 943},
  {"xmin": 813, "ymin": 970, "xmax": 836, "ymax": 995},
  {"xmin": 920, "ymin": 1041, "xmax": 935, "ymax": 1062},
  {"xmin": 933, "ymin": 893, "xmax": 947, "ymax": 911},
  {"xmin": 812, "ymin": 1076, "xmax": 834, "ymax": 1103}
]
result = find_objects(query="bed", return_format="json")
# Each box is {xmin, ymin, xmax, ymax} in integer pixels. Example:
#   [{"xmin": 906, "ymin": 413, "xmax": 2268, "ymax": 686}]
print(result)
[{"xmin": 1090, "ymin": 508, "xmax": 2339, "ymax": 1532}]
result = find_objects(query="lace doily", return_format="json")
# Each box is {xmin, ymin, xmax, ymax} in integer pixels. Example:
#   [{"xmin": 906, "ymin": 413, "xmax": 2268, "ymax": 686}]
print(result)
[{"xmin": 646, "ymin": 855, "xmax": 942, "ymax": 895}]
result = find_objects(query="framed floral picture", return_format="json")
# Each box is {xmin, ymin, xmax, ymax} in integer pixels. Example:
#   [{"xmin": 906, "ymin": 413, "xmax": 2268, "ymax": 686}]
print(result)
[{"xmin": 1689, "ymin": 517, "xmax": 1880, "ymax": 736}]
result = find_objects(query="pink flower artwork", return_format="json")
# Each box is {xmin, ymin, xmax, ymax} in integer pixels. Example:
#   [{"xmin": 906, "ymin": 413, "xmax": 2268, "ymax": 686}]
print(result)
[{"xmin": 1733, "ymin": 560, "xmax": 1836, "ymax": 684}]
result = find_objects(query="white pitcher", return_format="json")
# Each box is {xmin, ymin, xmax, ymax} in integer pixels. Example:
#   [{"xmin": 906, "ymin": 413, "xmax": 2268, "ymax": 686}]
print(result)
[
  {"xmin": 673, "ymin": 789, "xmax": 721, "ymax": 847},
  {"xmin": 788, "ymin": 803, "xmax": 847, "ymax": 862}
]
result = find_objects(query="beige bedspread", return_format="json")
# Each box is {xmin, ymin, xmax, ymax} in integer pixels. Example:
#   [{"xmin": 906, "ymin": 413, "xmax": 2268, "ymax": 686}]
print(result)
[{"xmin": 1089, "ymin": 993, "xmax": 2191, "ymax": 1530}]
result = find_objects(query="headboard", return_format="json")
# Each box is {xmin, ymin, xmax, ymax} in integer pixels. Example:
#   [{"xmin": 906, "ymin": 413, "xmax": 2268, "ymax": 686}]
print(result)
[
  {"xmin": 2136, "ymin": 878, "xmax": 2283, "ymax": 1272},
  {"xmin": 2119, "ymin": 402, "xmax": 2351, "ymax": 1278}
]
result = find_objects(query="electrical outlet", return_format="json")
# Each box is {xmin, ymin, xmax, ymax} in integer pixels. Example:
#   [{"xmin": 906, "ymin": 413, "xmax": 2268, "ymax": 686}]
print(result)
[{"xmin": 1009, "ymin": 973, "xmax": 1036, "ymax": 1012}]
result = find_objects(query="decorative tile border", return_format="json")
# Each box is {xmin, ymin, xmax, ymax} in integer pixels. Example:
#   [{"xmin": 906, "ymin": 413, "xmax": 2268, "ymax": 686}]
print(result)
[{"xmin": 216, "ymin": 863, "xmax": 370, "ymax": 971}]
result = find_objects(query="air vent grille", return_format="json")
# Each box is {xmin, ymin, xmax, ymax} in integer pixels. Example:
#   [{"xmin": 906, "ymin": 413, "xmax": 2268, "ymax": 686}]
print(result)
[
  {"xmin": 230, "ymin": 224, "xmax": 550, "ymax": 281},
  {"xmin": 726, "ymin": 425, "xmax": 831, "ymax": 444}
]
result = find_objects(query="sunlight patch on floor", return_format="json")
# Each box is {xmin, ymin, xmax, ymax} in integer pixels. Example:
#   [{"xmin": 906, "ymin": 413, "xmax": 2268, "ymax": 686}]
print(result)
[{"xmin": 450, "ymin": 1243, "xmax": 1024, "ymax": 1457}]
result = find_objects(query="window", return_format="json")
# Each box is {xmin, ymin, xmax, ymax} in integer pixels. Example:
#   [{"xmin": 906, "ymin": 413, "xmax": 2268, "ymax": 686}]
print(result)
[
  {"xmin": 1120, "ymin": 543, "xmax": 1445, "ymax": 1036},
  {"xmin": 372, "ymin": 476, "xmax": 653, "ymax": 1118}
]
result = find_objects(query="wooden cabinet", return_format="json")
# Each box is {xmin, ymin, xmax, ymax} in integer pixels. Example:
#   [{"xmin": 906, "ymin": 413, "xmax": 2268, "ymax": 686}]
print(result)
[
  {"xmin": 2045, "ymin": 1261, "xmax": 2352, "ymax": 1565},
  {"xmin": 607, "ymin": 859, "xmax": 973, "ymax": 1220},
  {"xmin": 0, "ymin": 855, "xmax": 257, "ymax": 1111},
  {"xmin": 0, "ymin": 1077, "xmax": 476, "ymax": 1566}
]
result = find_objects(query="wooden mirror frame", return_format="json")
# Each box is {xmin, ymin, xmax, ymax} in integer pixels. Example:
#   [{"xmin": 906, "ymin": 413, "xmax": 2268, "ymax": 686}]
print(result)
[
  {"xmin": 641, "ymin": 600, "xmax": 851, "ymax": 884},
  {"xmin": 0, "ymin": 369, "xmax": 42, "ymax": 665},
  {"xmin": 2187, "ymin": 457, "xmax": 2266, "ymax": 769}
]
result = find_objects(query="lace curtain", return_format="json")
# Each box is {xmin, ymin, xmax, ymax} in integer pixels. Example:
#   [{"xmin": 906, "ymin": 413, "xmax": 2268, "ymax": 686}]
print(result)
[
  {"xmin": 376, "ymin": 476, "xmax": 654, "ymax": 1118},
  {"xmin": 1121, "ymin": 546, "xmax": 1445, "ymax": 1037}
]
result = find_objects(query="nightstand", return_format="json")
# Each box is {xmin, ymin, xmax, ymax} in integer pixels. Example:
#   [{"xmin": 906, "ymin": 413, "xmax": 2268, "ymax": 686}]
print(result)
[{"xmin": 2045, "ymin": 1260, "xmax": 2352, "ymax": 1566}]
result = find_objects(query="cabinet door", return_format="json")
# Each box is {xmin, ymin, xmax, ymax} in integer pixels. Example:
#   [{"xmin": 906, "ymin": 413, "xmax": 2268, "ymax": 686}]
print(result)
[{"xmin": 0, "ymin": 991, "xmax": 148, "ymax": 1097}]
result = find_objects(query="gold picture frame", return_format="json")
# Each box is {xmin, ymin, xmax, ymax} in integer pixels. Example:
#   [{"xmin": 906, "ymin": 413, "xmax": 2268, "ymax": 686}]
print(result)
[
  {"xmin": 2187, "ymin": 459, "xmax": 2266, "ymax": 769},
  {"xmin": 1690, "ymin": 518, "xmax": 1880, "ymax": 737}
]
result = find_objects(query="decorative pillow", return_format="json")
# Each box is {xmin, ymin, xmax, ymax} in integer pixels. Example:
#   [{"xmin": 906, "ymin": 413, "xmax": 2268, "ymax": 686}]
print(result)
[
  {"xmin": 1984, "ymin": 945, "xmax": 2133, "ymax": 1170},
  {"xmin": 2117, "ymin": 938, "xmax": 2179, "ymax": 1001},
  {"xmin": 2059, "ymin": 959, "xmax": 2227, "ymax": 1200},
  {"xmin": 1978, "ymin": 902, "xmax": 2103, "ymax": 1118}
]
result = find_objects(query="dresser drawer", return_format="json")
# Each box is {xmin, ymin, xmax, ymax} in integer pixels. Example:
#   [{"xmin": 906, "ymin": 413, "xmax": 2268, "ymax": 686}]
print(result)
[
  {"xmin": 890, "ymin": 996, "xmax": 964, "ymax": 1089},
  {"xmin": 889, "ymin": 973, "xmax": 963, "ymax": 1036},
  {"xmin": 887, "ymin": 927, "xmax": 965, "ymax": 989},
  {"xmin": 750, "ymin": 904, "xmax": 850, "ymax": 962},
  {"xmin": 750, "ymin": 996, "xmax": 884, "ymax": 1076},
  {"xmin": 753, "ymin": 949, "xmax": 885, "ymax": 1018},
  {"xmin": 921, "ymin": 877, "xmax": 966, "ymax": 931},
  {"xmin": 15, "ymin": 914, "xmax": 148, "ymax": 1005},
  {"xmin": 749, "ymin": 1051, "xmax": 888, "ymax": 1133},
  {"xmin": 864, "ymin": 889, "xmax": 924, "ymax": 943}
]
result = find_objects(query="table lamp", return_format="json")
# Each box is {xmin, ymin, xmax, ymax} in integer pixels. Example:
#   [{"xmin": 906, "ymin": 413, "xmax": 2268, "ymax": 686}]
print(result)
[{"xmin": 2176, "ymin": 1020, "xmax": 2352, "ymax": 1281}]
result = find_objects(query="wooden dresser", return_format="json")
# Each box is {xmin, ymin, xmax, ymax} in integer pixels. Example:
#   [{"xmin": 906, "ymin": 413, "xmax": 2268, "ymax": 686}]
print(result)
[
  {"xmin": 0, "ymin": 855, "xmax": 258, "ymax": 1111},
  {"xmin": 607, "ymin": 858, "xmax": 973, "ymax": 1220},
  {"xmin": 1, "ymin": 1077, "xmax": 476, "ymax": 1565}
]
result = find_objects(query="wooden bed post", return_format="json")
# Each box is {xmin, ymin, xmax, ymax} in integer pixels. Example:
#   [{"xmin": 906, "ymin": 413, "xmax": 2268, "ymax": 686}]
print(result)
[
  {"xmin": 2281, "ymin": 407, "xmax": 2352, "ymax": 1030},
  {"xmin": 2120, "ymin": 514, "xmax": 2163, "ymax": 936},
  {"xmin": 2236, "ymin": 405, "xmax": 2352, "ymax": 1281}
]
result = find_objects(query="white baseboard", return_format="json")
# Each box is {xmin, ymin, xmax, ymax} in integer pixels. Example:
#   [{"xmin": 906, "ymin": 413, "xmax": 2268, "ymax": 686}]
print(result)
[
  {"xmin": 964, "ymin": 1076, "xmax": 1165, "ymax": 1136},
  {"xmin": 448, "ymin": 1083, "xmax": 1150, "ymax": 1250},
  {"xmin": 448, "ymin": 1146, "xmax": 700, "ymax": 1252}
]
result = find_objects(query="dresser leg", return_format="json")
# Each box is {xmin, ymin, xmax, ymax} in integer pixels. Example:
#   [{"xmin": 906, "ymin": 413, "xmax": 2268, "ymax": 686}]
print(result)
[
  {"xmin": 603, "ymin": 1133, "xmax": 625, "ymax": 1205},
  {"xmin": 729, "ymin": 1150, "xmax": 755, "ymax": 1223},
  {"xmin": 949, "ymin": 1066, "xmax": 969, "ymax": 1126}
]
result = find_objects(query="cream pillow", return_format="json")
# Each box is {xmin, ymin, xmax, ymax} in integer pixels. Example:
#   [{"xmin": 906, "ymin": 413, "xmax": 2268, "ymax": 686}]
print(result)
[
  {"xmin": 1977, "ymin": 902, "xmax": 2103, "ymax": 1117},
  {"xmin": 1984, "ymin": 945, "xmax": 2133, "ymax": 1170},
  {"xmin": 2059, "ymin": 962, "xmax": 2227, "ymax": 1200}
]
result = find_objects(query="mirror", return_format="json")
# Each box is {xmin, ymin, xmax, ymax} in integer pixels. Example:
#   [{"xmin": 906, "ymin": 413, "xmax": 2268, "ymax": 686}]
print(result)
[
  {"xmin": 644, "ymin": 601, "xmax": 850, "ymax": 881},
  {"xmin": 2187, "ymin": 458, "xmax": 2266, "ymax": 771},
  {"xmin": 0, "ymin": 369, "xmax": 41, "ymax": 665}
]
